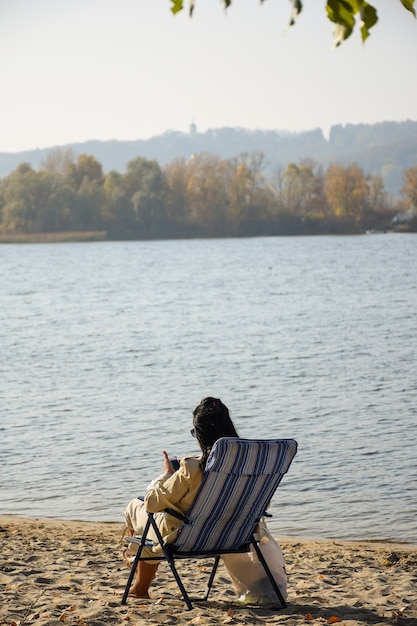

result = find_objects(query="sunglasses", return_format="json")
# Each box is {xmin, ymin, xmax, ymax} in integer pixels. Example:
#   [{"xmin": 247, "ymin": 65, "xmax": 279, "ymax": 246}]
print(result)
[{"xmin": 190, "ymin": 428, "xmax": 196, "ymax": 438}]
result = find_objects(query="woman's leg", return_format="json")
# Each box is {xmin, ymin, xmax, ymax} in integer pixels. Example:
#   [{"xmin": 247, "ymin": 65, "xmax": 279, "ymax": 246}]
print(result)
[
  {"xmin": 129, "ymin": 561, "xmax": 159, "ymax": 598},
  {"xmin": 125, "ymin": 498, "xmax": 146, "ymax": 535},
  {"xmin": 124, "ymin": 499, "xmax": 161, "ymax": 597}
]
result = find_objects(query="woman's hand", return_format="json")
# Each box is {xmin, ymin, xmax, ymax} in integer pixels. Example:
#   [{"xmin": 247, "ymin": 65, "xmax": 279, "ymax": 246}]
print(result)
[{"xmin": 162, "ymin": 450, "xmax": 175, "ymax": 474}]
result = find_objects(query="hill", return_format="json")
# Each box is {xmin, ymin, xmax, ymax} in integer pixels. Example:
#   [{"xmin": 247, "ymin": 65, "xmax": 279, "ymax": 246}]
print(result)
[{"xmin": 1, "ymin": 120, "xmax": 417, "ymax": 197}]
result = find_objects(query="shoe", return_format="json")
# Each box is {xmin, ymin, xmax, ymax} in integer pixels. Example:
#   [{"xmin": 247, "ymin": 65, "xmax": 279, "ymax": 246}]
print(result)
[{"xmin": 237, "ymin": 593, "xmax": 277, "ymax": 606}]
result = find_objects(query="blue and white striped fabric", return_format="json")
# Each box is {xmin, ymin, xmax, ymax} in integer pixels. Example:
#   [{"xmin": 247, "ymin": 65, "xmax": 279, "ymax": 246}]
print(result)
[{"xmin": 174, "ymin": 438, "xmax": 297, "ymax": 553}]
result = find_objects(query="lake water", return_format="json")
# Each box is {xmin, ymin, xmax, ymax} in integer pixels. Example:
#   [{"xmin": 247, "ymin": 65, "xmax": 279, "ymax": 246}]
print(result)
[{"xmin": 1, "ymin": 235, "xmax": 416, "ymax": 544}]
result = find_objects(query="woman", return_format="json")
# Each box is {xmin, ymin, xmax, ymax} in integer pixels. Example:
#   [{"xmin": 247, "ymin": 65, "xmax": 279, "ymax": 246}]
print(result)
[{"xmin": 123, "ymin": 397, "xmax": 239, "ymax": 598}]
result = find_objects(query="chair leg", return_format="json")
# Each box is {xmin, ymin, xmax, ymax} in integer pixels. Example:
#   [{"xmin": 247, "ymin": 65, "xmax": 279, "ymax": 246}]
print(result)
[
  {"xmin": 203, "ymin": 555, "xmax": 221, "ymax": 600},
  {"xmin": 148, "ymin": 518, "xmax": 194, "ymax": 610},
  {"xmin": 122, "ymin": 547, "xmax": 141, "ymax": 605},
  {"xmin": 251, "ymin": 539, "xmax": 287, "ymax": 609},
  {"xmin": 161, "ymin": 546, "xmax": 194, "ymax": 610}
]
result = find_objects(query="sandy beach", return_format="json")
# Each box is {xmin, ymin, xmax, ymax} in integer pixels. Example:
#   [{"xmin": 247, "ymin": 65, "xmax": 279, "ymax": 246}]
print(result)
[{"xmin": 1, "ymin": 515, "xmax": 416, "ymax": 626}]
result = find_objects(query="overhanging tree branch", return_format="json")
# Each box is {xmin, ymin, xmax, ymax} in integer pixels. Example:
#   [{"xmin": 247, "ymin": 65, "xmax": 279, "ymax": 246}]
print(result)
[{"xmin": 169, "ymin": 0, "xmax": 416, "ymax": 47}]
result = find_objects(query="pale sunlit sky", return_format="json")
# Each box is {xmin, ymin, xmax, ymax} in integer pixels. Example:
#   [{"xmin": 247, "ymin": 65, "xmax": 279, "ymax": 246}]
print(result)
[{"xmin": 1, "ymin": 0, "xmax": 416, "ymax": 153}]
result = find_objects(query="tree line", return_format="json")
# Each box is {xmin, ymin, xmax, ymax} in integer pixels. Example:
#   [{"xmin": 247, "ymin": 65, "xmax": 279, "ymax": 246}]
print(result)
[{"xmin": 0, "ymin": 149, "xmax": 416, "ymax": 240}]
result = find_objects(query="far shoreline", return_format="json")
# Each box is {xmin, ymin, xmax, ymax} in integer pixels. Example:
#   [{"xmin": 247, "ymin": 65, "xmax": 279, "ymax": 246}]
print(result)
[
  {"xmin": 0, "ymin": 230, "xmax": 413, "ymax": 245},
  {"xmin": 0, "ymin": 231, "xmax": 108, "ymax": 244}
]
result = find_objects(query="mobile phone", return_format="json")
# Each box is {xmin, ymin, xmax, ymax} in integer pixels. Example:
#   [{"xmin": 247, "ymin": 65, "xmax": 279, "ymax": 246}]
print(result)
[{"xmin": 170, "ymin": 458, "xmax": 180, "ymax": 471}]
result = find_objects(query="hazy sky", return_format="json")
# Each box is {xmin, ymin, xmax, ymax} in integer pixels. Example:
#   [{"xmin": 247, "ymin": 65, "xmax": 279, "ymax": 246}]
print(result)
[{"xmin": 1, "ymin": 0, "xmax": 416, "ymax": 153}]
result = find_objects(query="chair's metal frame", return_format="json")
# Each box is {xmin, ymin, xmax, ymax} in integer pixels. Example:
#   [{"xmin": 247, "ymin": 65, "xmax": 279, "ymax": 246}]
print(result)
[
  {"xmin": 121, "ymin": 438, "xmax": 297, "ymax": 610},
  {"xmin": 121, "ymin": 510, "xmax": 287, "ymax": 610}
]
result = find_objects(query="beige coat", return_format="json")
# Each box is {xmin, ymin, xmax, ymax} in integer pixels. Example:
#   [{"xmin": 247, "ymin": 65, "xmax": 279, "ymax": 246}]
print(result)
[{"xmin": 124, "ymin": 456, "xmax": 203, "ymax": 560}]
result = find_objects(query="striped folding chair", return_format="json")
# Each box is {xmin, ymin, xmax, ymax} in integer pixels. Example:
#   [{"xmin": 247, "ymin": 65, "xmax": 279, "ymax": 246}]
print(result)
[{"xmin": 122, "ymin": 437, "xmax": 298, "ymax": 610}]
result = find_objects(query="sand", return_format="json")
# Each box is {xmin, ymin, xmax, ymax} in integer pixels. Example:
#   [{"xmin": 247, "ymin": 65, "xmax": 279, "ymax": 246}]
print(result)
[{"xmin": 1, "ymin": 515, "xmax": 416, "ymax": 626}]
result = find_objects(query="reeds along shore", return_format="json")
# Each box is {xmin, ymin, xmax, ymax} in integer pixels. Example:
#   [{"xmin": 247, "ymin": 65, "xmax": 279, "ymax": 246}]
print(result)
[{"xmin": 1, "ymin": 515, "xmax": 416, "ymax": 626}]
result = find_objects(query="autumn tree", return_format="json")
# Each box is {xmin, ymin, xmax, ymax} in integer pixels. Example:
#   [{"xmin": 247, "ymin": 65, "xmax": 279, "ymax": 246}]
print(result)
[
  {"xmin": 400, "ymin": 165, "xmax": 417, "ymax": 230},
  {"xmin": 324, "ymin": 163, "xmax": 369, "ymax": 229},
  {"xmin": 276, "ymin": 161, "xmax": 320, "ymax": 216},
  {"xmin": 270, "ymin": 160, "xmax": 329, "ymax": 233},
  {"xmin": 58, "ymin": 154, "xmax": 105, "ymax": 231},
  {"xmin": 401, "ymin": 165, "xmax": 417, "ymax": 211},
  {"xmin": 66, "ymin": 154, "xmax": 104, "ymax": 189},
  {"xmin": 41, "ymin": 148, "xmax": 75, "ymax": 177},
  {"xmin": 184, "ymin": 153, "xmax": 233, "ymax": 236},
  {"xmin": 123, "ymin": 157, "xmax": 168, "ymax": 237},
  {"xmin": 360, "ymin": 172, "xmax": 398, "ymax": 229},
  {"xmin": 0, "ymin": 164, "xmax": 53, "ymax": 233},
  {"xmin": 102, "ymin": 170, "xmax": 135, "ymax": 238},
  {"xmin": 163, "ymin": 157, "xmax": 192, "ymax": 235},
  {"xmin": 228, "ymin": 152, "xmax": 274, "ymax": 235}
]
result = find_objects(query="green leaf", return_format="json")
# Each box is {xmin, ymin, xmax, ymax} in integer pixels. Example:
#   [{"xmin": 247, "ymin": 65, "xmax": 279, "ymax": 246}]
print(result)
[
  {"xmin": 289, "ymin": 0, "xmax": 303, "ymax": 27},
  {"xmin": 360, "ymin": 3, "xmax": 378, "ymax": 42},
  {"xmin": 331, "ymin": 22, "xmax": 351, "ymax": 46},
  {"xmin": 326, "ymin": 0, "xmax": 356, "ymax": 29},
  {"xmin": 171, "ymin": 0, "xmax": 184, "ymax": 15},
  {"xmin": 326, "ymin": 0, "xmax": 379, "ymax": 45},
  {"xmin": 326, "ymin": 0, "xmax": 356, "ymax": 45},
  {"xmin": 400, "ymin": 0, "xmax": 416, "ymax": 17},
  {"xmin": 171, "ymin": 0, "xmax": 413, "ymax": 42}
]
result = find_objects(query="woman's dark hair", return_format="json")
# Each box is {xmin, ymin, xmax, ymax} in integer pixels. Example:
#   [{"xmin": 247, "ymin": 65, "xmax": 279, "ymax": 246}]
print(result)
[{"xmin": 193, "ymin": 397, "xmax": 238, "ymax": 470}]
